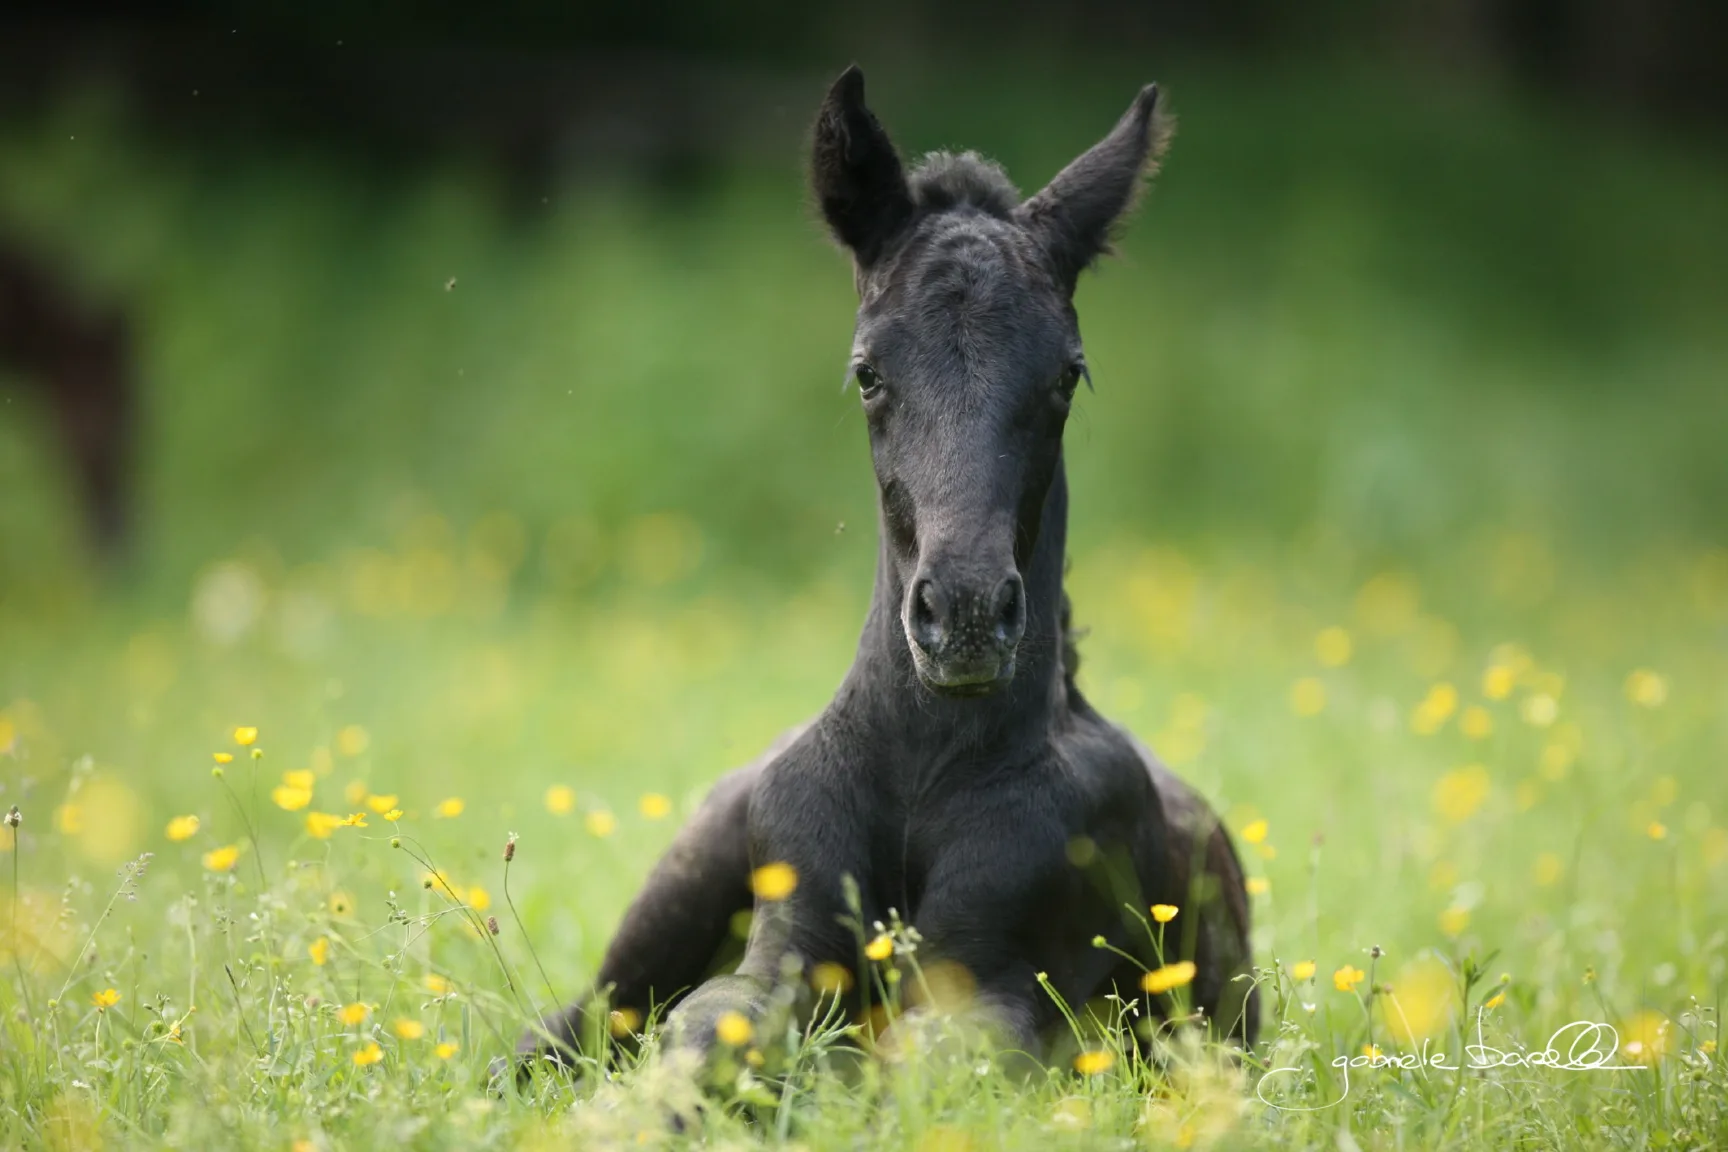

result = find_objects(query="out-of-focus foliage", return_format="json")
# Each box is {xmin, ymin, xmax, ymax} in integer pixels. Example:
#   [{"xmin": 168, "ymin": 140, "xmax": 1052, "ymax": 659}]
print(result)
[{"xmin": 1, "ymin": 58, "xmax": 1726, "ymax": 1150}]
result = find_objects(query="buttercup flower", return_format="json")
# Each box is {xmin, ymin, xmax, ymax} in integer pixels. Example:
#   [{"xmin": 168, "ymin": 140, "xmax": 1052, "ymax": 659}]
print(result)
[
  {"xmin": 714, "ymin": 1011, "xmax": 753, "ymax": 1046},
  {"xmin": 305, "ymin": 812, "xmax": 343, "ymax": 839},
  {"xmin": 352, "ymin": 1042, "xmax": 383, "ymax": 1066},
  {"xmin": 202, "ymin": 844, "xmax": 240, "ymax": 872},
  {"xmin": 639, "ymin": 792, "xmax": 673, "ymax": 819},
  {"xmin": 865, "ymin": 933, "xmax": 894, "ymax": 962},
  {"xmin": 233, "ymin": 726, "xmax": 258, "ymax": 747},
  {"xmin": 165, "ymin": 814, "xmax": 200, "ymax": 842},
  {"xmin": 751, "ymin": 862, "xmax": 798, "ymax": 901},
  {"xmin": 434, "ymin": 797, "xmax": 464, "ymax": 818},
  {"xmin": 92, "ymin": 988, "xmax": 121, "ymax": 1010},
  {"xmin": 1073, "ymin": 1049, "xmax": 1115, "ymax": 1075},
  {"xmin": 1291, "ymin": 960, "xmax": 1316, "ymax": 981},
  {"xmin": 1141, "ymin": 961, "xmax": 1196, "ymax": 995},
  {"xmin": 1150, "ymin": 903, "xmax": 1179, "ymax": 923},
  {"xmin": 1334, "ymin": 965, "xmax": 1366, "ymax": 993}
]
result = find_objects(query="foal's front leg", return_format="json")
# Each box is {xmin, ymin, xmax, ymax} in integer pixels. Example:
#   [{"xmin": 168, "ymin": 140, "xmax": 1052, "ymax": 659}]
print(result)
[{"xmin": 663, "ymin": 733, "xmax": 875, "ymax": 1060}]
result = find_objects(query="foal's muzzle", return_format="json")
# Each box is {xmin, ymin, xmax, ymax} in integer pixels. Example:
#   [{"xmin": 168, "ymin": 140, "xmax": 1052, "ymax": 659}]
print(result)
[{"xmin": 904, "ymin": 570, "xmax": 1026, "ymax": 694}]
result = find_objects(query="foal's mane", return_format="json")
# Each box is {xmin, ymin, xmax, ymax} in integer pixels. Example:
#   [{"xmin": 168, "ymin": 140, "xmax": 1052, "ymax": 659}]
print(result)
[{"xmin": 907, "ymin": 151, "xmax": 1021, "ymax": 218}]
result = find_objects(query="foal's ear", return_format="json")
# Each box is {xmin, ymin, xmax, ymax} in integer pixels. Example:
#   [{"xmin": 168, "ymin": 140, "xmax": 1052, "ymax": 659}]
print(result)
[
  {"xmin": 1017, "ymin": 84, "xmax": 1171, "ymax": 291},
  {"xmin": 811, "ymin": 66, "xmax": 914, "ymax": 270}
]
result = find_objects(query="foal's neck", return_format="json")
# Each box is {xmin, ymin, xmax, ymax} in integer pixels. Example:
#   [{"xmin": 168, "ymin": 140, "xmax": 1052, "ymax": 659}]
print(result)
[{"xmin": 843, "ymin": 457, "xmax": 1074, "ymax": 752}]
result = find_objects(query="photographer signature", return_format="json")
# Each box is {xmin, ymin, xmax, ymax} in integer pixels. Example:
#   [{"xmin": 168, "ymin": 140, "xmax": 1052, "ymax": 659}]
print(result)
[{"xmin": 1257, "ymin": 1011, "xmax": 1647, "ymax": 1111}]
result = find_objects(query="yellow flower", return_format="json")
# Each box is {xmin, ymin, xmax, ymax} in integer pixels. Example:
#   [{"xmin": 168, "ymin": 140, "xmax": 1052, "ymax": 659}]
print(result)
[
  {"xmin": 1240, "ymin": 820, "xmax": 1268, "ymax": 845},
  {"xmin": 1439, "ymin": 906, "xmax": 1471, "ymax": 936},
  {"xmin": 391, "ymin": 1019, "xmax": 425, "ymax": 1040},
  {"xmin": 810, "ymin": 962, "xmax": 855, "ymax": 996},
  {"xmin": 434, "ymin": 1041, "xmax": 459, "ymax": 1060},
  {"xmin": 1539, "ymin": 742, "xmax": 1575, "ymax": 781},
  {"xmin": 305, "ymin": 811, "xmax": 343, "ymax": 839},
  {"xmin": 233, "ymin": 726, "xmax": 258, "ymax": 747},
  {"xmin": 1362, "ymin": 1044, "xmax": 1383, "ymax": 1059},
  {"xmin": 1483, "ymin": 992, "xmax": 1506, "ymax": 1009},
  {"xmin": 1482, "ymin": 665, "xmax": 1515, "ymax": 701},
  {"xmin": 1141, "ymin": 961, "xmax": 1197, "ymax": 995},
  {"xmin": 639, "ymin": 792, "xmax": 673, "ymax": 819},
  {"xmin": 714, "ymin": 1011, "xmax": 753, "ymax": 1046},
  {"xmin": 336, "ymin": 725, "xmax": 369, "ymax": 757},
  {"xmin": 92, "ymin": 988, "xmax": 121, "ymax": 1010},
  {"xmin": 272, "ymin": 784, "xmax": 313, "ymax": 811},
  {"xmin": 1290, "ymin": 960, "xmax": 1316, "ymax": 982},
  {"xmin": 750, "ymin": 861, "xmax": 798, "ymax": 901},
  {"xmin": 1289, "ymin": 677, "xmax": 1326, "ymax": 717},
  {"xmin": 381, "ymin": 808, "xmax": 403, "ymax": 822},
  {"xmin": 1625, "ymin": 669, "xmax": 1668, "ymax": 708},
  {"xmin": 328, "ymin": 890, "xmax": 354, "ymax": 916},
  {"xmin": 308, "ymin": 936, "xmax": 330, "ymax": 965},
  {"xmin": 584, "ymin": 810, "xmax": 617, "ymax": 838},
  {"xmin": 338, "ymin": 1002, "xmax": 370, "ymax": 1026},
  {"xmin": 544, "ymin": 785, "xmax": 575, "ymax": 816},
  {"xmin": 365, "ymin": 794, "xmax": 399, "ymax": 815},
  {"xmin": 864, "ymin": 933, "xmax": 895, "ymax": 962},
  {"xmin": 202, "ymin": 844, "xmax": 241, "ymax": 872},
  {"xmin": 165, "ymin": 814, "xmax": 201, "ymax": 842},
  {"xmin": 423, "ymin": 974, "xmax": 455, "ymax": 995},
  {"xmin": 1411, "ymin": 682, "xmax": 1459, "ymax": 734},
  {"xmin": 352, "ymin": 1042, "xmax": 383, "ymax": 1067},
  {"xmin": 1700, "ymin": 1040, "xmax": 1716, "ymax": 1056},
  {"xmin": 212, "ymin": 752, "xmax": 234, "ymax": 765},
  {"xmin": 434, "ymin": 797, "xmax": 464, "ymax": 818},
  {"xmin": 1246, "ymin": 877, "xmax": 1271, "ymax": 896},
  {"xmin": 1647, "ymin": 821, "xmax": 1668, "ymax": 840},
  {"xmin": 1459, "ymin": 706, "xmax": 1494, "ymax": 739},
  {"xmin": 1533, "ymin": 852, "xmax": 1564, "ymax": 886},
  {"xmin": 1150, "ymin": 903, "xmax": 1179, "ymax": 923},
  {"xmin": 339, "ymin": 813, "xmax": 368, "ymax": 828},
  {"xmin": 1432, "ymin": 765, "xmax": 1491, "ymax": 823},
  {"xmin": 1334, "ymin": 965, "xmax": 1366, "ymax": 993},
  {"xmin": 1619, "ymin": 1010, "xmax": 1669, "ymax": 1065},
  {"xmin": 1072, "ymin": 1048, "xmax": 1115, "ymax": 1075},
  {"xmin": 282, "ymin": 769, "xmax": 316, "ymax": 791},
  {"xmin": 465, "ymin": 885, "xmax": 491, "ymax": 912},
  {"xmin": 1314, "ymin": 626, "xmax": 1352, "ymax": 668},
  {"xmin": 608, "ymin": 1008, "xmax": 643, "ymax": 1037},
  {"xmin": 1521, "ymin": 693, "xmax": 1559, "ymax": 727}
]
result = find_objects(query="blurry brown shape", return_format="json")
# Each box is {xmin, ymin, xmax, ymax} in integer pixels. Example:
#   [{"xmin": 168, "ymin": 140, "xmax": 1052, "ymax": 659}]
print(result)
[{"xmin": 0, "ymin": 239, "xmax": 136, "ymax": 560}]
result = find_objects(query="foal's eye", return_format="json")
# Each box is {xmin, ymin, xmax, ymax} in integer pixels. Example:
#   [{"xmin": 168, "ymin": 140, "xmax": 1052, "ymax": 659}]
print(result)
[
  {"xmin": 1059, "ymin": 362, "xmax": 1088, "ymax": 398},
  {"xmin": 854, "ymin": 363, "xmax": 885, "ymax": 399}
]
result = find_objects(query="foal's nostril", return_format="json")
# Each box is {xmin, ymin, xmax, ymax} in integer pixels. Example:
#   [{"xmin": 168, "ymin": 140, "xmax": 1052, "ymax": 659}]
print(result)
[
  {"xmin": 992, "ymin": 575, "xmax": 1026, "ymax": 647},
  {"xmin": 909, "ymin": 577, "xmax": 948, "ymax": 653}
]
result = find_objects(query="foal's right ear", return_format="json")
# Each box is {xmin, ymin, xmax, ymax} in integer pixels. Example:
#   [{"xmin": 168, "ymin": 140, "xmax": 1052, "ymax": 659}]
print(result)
[{"xmin": 811, "ymin": 66, "xmax": 914, "ymax": 270}]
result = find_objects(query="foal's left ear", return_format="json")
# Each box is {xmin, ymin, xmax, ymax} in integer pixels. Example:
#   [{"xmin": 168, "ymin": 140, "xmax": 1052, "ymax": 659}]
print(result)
[
  {"xmin": 1017, "ymin": 84, "xmax": 1171, "ymax": 292},
  {"xmin": 811, "ymin": 65, "xmax": 915, "ymax": 271}
]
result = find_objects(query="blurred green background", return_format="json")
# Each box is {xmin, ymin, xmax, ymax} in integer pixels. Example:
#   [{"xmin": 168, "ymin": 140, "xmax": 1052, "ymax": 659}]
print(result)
[{"xmin": 1, "ymin": 0, "xmax": 1727, "ymax": 1087}]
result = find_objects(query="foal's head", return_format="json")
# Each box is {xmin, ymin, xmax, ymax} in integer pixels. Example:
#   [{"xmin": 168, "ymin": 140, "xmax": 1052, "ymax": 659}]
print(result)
[{"xmin": 813, "ymin": 66, "xmax": 1169, "ymax": 696}]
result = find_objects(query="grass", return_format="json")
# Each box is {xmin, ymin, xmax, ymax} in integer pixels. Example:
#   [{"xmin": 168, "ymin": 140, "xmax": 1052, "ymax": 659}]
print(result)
[{"xmin": 2, "ymin": 60, "xmax": 1727, "ymax": 1149}]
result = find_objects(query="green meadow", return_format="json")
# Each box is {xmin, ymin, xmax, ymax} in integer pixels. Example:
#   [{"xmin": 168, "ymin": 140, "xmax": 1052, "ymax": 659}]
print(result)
[{"xmin": 1, "ymin": 63, "xmax": 1725, "ymax": 1149}]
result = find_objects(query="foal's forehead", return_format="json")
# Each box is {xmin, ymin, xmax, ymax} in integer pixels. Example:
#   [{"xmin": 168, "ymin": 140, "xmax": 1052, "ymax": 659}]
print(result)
[{"xmin": 857, "ymin": 211, "xmax": 1073, "ymax": 382}]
